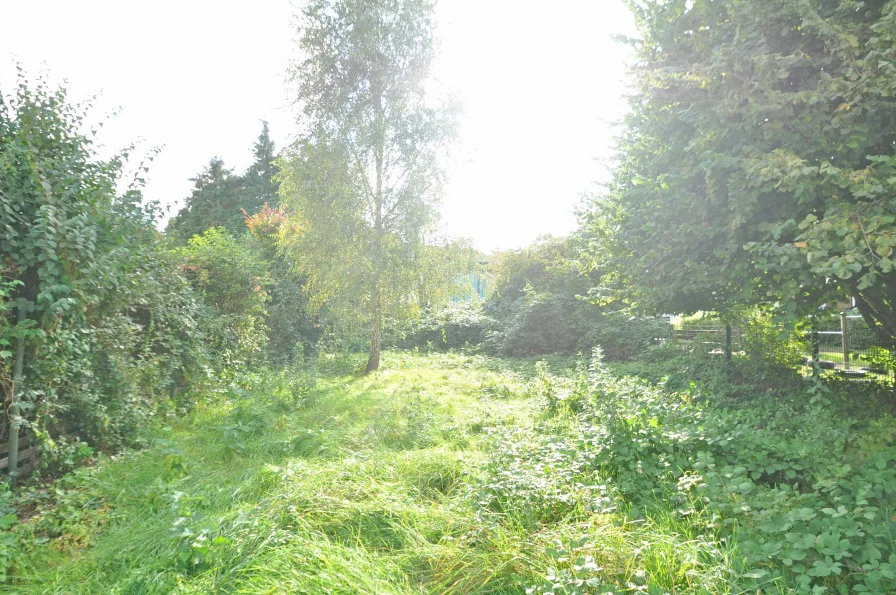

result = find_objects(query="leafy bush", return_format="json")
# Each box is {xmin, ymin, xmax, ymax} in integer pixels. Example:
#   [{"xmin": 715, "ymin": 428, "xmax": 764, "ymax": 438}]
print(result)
[
  {"xmin": 484, "ymin": 350, "xmax": 896, "ymax": 594},
  {"xmin": 484, "ymin": 235, "xmax": 605, "ymax": 357},
  {"xmin": 491, "ymin": 293, "xmax": 590, "ymax": 356},
  {"xmin": 859, "ymin": 346, "xmax": 896, "ymax": 375},
  {"xmin": 176, "ymin": 227, "xmax": 270, "ymax": 366},
  {"xmin": 0, "ymin": 74, "xmax": 227, "ymax": 461},
  {"xmin": 583, "ymin": 313, "xmax": 671, "ymax": 361},
  {"xmin": 737, "ymin": 310, "xmax": 807, "ymax": 372},
  {"xmin": 391, "ymin": 300, "xmax": 489, "ymax": 351}
]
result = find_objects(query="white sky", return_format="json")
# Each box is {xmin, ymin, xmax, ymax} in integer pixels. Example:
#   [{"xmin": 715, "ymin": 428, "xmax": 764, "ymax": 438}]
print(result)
[{"xmin": 0, "ymin": 0, "xmax": 635, "ymax": 252}]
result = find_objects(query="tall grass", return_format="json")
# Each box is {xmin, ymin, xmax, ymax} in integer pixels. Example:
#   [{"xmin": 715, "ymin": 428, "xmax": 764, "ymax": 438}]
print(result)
[{"xmin": 13, "ymin": 351, "xmax": 746, "ymax": 594}]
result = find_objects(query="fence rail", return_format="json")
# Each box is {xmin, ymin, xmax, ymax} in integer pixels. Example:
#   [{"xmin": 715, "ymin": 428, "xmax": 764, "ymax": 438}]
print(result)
[
  {"xmin": 807, "ymin": 314, "xmax": 893, "ymax": 378},
  {"xmin": 673, "ymin": 313, "xmax": 895, "ymax": 379},
  {"xmin": 0, "ymin": 435, "xmax": 36, "ymax": 478}
]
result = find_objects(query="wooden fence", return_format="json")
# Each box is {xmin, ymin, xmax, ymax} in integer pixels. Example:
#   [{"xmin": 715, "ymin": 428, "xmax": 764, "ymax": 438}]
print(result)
[{"xmin": 0, "ymin": 434, "xmax": 36, "ymax": 478}]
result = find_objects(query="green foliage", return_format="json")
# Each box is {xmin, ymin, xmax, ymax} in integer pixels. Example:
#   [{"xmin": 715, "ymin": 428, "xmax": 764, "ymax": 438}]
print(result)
[
  {"xmin": 859, "ymin": 345, "xmax": 896, "ymax": 374},
  {"xmin": 482, "ymin": 235, "xmax": 670, "ymax": 359},
  {"xmin": 166, "ymin": 122, "xmax": 280, "ymax": 243},
  {"xmin": 245, "ymin": 204, "xmax": 323, "ymax": 365},
  {"xmin": 218, "ymin": 399, "xmax": 266, "ymax": 457},
  {"xmin": 28, "ymin": 468, "xmax": 108, "ymax": 549},
  {"xmin": 495, "ymin": 292, "xmax": 592, "ymax": 356},
  {"xmin": 282, "ymin": 0, "xmax": 460, "ymax": 371},
  {"xmin": 737, "ymin": 309, "xmax": 807, "ymax": 372},
  {"xmin": 583, "ymin": 313, "xmax": 671, "ymax": 362},
  {"xmin": 167, "ymin": 491, "xmax": 232, "ymax": 572},
  {"xmin": 243, "ymin": 121, "xmax": 280, "ymax": 213},
  {"xmin": 485, "ymin": 235, "xmax": 597, "ymax": 356},
  {"xmin": 526, "ymin": 538, "xmax": 616, "ymax": 595},
  {"xmin": 0, "ymin": 71, "xmax": 218, "ymax": 458},
  {"xmin": 176, "ymin": 227, "xmax": 270, "ymax": 365},
  {"xmin": 391, "ymin": 300, "xmax": 489, "ymax": 351},
  {"xmin": 489, "ymin": 349, "xmax": 896, "ymax": 594},
  {"xmin": 18, "ymin": 350, "xmax": 896, "ymax": 593},
  {"xmin": 166, "ymin": 158, "xmax": 246, "ymax": 243},
  {"xmin": 0, "ymin": 277, "xmax": 20, "ymax": 364},
  {"xmin": 585, "ymin": 0, "xmax": 896, "ymax": 340},
  {"xmin": 0, "ymin": 485, "xmax": 20, "ymax": 583}
]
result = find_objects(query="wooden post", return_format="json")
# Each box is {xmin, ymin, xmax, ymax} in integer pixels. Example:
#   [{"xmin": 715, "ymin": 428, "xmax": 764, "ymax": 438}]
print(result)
[
  {"xmin": 8, "ymin": 302, "xmax": 25, "ymax": 488},
  {"xmin": 811, "ymin": 328, "xmax": 820, "ymax": 376},
  {"xmin": 840, "ymin": 311, "xmax": 849, "ymax": 372},
  {"xmin": 725, "ymin": 324, "xmax": 732, "ymax": 363}
]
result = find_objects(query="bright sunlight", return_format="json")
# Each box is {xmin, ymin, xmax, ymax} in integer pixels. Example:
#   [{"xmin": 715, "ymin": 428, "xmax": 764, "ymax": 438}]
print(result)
[{"xmin": 2, "ymin": 1, "xmax": 896, "ymax": 593}]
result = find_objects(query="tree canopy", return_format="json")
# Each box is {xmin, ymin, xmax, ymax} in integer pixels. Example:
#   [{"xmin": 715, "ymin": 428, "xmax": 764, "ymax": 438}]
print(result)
[{"xmin": 584, "ymin": 0, "xmax": 896, "ymax": 340}]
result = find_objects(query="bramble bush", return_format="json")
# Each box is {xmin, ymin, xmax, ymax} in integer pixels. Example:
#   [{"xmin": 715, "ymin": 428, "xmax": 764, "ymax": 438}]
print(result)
[{"xmin": 479, "ymin": 349, "xmax": 896, "ymax": 594}]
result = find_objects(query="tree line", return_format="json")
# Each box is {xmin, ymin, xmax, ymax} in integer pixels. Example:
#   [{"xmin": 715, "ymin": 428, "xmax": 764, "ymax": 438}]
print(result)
[
  {"xmin": 3, "ymin": 0, "xmax": 896, "ymax": 485},
  {"xmin": 582, "ymin": 0, "xmax": 896, "ymax": 341},
  {"xmin": 0, "ymin": 0, "xmax": 470, "ymax": 484}
]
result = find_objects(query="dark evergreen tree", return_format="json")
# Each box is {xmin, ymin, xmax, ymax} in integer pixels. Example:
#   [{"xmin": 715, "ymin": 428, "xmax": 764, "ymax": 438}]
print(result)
[
  {"xmin": 166, "ymin": 122, "xmax": 280, "ymax": 243},
  {"xmin": 243, "ymin": 121, "xmax": 280, "ymax": 213},
  {"xmin": 167, "ymin": 157, "xmax": 246, "ymax": 242}
]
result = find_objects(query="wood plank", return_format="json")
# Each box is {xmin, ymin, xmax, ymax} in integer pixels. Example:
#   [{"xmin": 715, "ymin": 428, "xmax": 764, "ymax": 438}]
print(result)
[
  {"xmin": 0, "ymin": 446, "xmax": 35, "ymax": 472},
  {"xmin": 0, "ymin": 438, "xmax": 31, "ymax": 457}
]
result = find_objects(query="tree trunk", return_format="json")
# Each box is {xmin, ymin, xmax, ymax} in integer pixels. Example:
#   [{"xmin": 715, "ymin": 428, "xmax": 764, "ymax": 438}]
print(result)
[
  {"xmin": 8, "ymin": 302, "xmax": 26, "ymax": 488},
  {"xmin": 366, "ymin": 283, "xmax": 382, "ymax": 373},
  {"xmin": 365, "ymin": 83, "xmax": 385, "ymax": 374},
  {"xmin": 853, "ymin": 281, "xmax": 896, "ymax": 347}
]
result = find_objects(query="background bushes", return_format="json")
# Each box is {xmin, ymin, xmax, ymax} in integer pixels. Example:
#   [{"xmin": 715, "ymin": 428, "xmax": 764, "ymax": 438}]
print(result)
[
  {"xmin": 394, "ymin": 234, "xmax": 671, "ymax": 361},
  {"xmin": 391, "ymin": 301, "xmax": 489, "ymax": 351}
]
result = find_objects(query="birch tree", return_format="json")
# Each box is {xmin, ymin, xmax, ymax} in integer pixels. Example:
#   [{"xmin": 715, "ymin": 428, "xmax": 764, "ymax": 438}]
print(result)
[{"xmin": 281, "ymin": 0, "xmax": 457, "ymax": 371}]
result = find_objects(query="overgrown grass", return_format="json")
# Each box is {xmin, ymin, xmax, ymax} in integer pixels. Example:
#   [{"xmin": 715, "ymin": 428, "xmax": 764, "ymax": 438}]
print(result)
[
  {"xmin": 9, "ymin": 349, "xmax": 893, "ymax": 594},
  {"xmin": 9, "ymin": 352, "xmax": 569, "ymax": 594}
]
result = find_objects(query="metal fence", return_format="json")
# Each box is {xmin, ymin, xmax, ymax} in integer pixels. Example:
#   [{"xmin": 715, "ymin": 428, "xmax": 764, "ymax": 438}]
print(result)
[
  {"xmin": 808, "ymin": 313, "xmax": 893, "ymax": 379},
  {"xmin": 673, "ymin": 313, "xmax": 895, "ymax": 380},
  {"xmin": 672, "ymin": 326, "xmax": 741, "ymax": 360}
]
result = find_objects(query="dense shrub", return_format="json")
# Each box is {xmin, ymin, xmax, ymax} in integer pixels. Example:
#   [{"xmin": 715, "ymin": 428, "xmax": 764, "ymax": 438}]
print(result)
[
  {"xmin": 390, "ymin": 300, "xmax": 488, "ymax": 351},
  {"xmin": 481, "ymin": 351, "xmax": 896, "ymax": 594},
  {"xmin": 736, "ymin": 310, "xmax": 807, "ymax": 372},
  {"xmin": 485, "ymin": 235, "xmax": 600, "ymax": 356},
  {"xmin": 245, "ymin": 205, "xmax": 322, "ymax": 365},
  {"xmin": 482, "ymin": 235, "xmax": 670, "ymax": 359},
  {"xmin": 176, "ymin": 228, "xmax": 271, "ymax": 367},
  {"xmin": 0, "ymin": 76, "xmax": 228, "ymax": 465},
  {"xmin": 583, "ymin": 313, "xmax": 671, "ymax": 361},
  {"xmin": 492, "ymin": 293, "xmax": 591, "ymax": 356}
]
